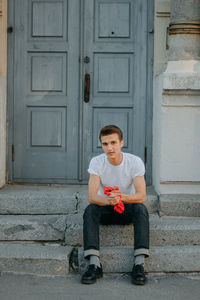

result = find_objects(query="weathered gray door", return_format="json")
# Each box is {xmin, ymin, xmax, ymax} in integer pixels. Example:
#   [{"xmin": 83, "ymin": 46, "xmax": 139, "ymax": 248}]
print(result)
[
  {"xmin": 10, "ymin": 0, "xmax": 150, "ymax": 183},
  {"xmin": 82, "ymin": 0, "xmax": 148, "ymax": 179},
  {"xmin": 12, "ymin": 0, "xmax": 80, "ymax": 181}
]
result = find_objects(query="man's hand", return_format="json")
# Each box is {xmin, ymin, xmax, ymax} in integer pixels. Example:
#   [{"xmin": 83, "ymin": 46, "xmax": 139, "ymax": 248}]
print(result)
[
  {"xmin": 107, "ymin": 188, "xmax": 122, "ymax": 206},
  {"xmin": 106, "ymin": 187, "xmax": 125, "ymax": 213}
]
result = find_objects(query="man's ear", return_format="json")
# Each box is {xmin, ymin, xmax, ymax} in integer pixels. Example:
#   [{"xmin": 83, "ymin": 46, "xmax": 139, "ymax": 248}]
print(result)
[{"xmin": 121, "ymin": 140, "xmax": 124, "ymax": 148}]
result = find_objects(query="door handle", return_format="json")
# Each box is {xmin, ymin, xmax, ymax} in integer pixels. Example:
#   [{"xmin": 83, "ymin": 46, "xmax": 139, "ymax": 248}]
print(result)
[{"xmin": 84, "ymin": 73, "xmax": 90, "ymax": 103}]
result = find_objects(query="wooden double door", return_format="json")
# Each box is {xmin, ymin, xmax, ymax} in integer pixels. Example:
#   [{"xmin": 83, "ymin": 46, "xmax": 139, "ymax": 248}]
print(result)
[{"xmin": 9, "ymin": 0, "xmax": 152, "ymax": 183}]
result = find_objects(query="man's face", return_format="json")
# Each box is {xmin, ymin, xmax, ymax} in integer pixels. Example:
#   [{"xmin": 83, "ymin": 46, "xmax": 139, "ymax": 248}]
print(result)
[{"xmin": 100, "ymin": 133, "xmax": 124, "ymax": 160}]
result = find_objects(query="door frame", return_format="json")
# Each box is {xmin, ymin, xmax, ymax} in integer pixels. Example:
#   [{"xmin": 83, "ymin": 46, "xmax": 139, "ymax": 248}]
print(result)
[{"xmin": 7, "ymin": 0, "xmax": 154, "ymax": 185}]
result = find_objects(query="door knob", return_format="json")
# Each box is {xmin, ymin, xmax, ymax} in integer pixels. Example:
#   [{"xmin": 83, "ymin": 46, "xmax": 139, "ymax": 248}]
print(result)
[{"xmin": 83, "ymin": 56, "xmax": 90, "ymax": 63}]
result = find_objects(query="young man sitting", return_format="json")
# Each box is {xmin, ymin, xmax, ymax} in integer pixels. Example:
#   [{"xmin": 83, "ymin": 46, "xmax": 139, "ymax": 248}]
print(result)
[{"xmin": 81, "ymin": 125, "xmax": 149, "ymax": 285}]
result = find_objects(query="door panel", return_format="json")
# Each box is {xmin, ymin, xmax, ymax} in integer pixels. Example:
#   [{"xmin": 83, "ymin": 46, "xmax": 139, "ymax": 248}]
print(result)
[
  {"xmin": 13, "ymin": 0, "xmax": 80, "ymax": 181},
  {"xmin": 82, "ymin": 0, "xmax": 147, "ymax": 179}
]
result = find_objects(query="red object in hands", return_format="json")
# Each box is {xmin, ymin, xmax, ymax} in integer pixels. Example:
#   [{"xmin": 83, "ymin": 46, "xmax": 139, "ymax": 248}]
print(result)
[
  {"xmin": 104, "ymin": 186, "xmax": 125, "ymax": 214},
  {"xmin": 114, "ymin": 199, "xmax": 124, "ymax": 213},
  {"xmin": 104, "ymin": 186, "xmax": 114, "ymax": 195}
]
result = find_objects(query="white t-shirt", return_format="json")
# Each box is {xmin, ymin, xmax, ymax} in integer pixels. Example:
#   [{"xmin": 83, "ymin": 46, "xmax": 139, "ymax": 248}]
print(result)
[{"xmin": 88, "ymin": 152, "xmax": 145, "ymax": 196}]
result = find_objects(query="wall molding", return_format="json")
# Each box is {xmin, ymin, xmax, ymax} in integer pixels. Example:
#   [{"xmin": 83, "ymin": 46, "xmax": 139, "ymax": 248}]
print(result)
[
  {"xmin": 156, "ymin": 12, "xmax": 170, "ymax": 18},
  {"xmin": 169, "ymin": 21, "xmax": 200, "ymax": 34}
]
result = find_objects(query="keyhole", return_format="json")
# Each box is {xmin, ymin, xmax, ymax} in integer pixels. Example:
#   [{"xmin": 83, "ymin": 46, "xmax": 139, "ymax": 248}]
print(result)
[{"xmin": 111, "ymin": 31, "xmax": 115, "ymax": 35}]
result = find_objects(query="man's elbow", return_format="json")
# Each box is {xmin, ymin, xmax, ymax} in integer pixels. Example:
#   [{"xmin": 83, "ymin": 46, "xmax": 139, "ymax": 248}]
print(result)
[
  {"xmin": 89, "ymin": 199, "xmax": 94, "ymax": 204},
  {"xmin": 140, "ymin": 192, "xmax": 146, "ymax": 203},
  {"xmin": 88, "ymin": 194, "xmax": 95, "ymax": 204},
  {"xmin": 88, "ymin": 197, "xmax": 93, "ymax": 204}
]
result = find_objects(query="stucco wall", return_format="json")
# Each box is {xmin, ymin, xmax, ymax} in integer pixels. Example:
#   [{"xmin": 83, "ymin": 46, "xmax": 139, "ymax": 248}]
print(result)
[
  {"xmin": 153, "ymin": 0, "xmax": 200, "ymax": 194},
  {"xmin": 154, "ymin": 0, "xmax": 170, "ymax": 76},
  {"xmin": 153, "ymin": 0, "xmax": 170, "ymax": 194},
  {"xmin": 0, "ymin": 0, "xmax": 7, "ymax": 187},
  {"xmin": 159, "ymin": 61, "xmax": 200, "ymax": 194}
]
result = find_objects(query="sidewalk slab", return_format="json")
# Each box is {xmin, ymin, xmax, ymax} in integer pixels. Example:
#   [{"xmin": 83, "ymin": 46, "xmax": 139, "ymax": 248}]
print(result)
[{"xmin": 0, "ymin": 273, "xmax": 200, "ymax": 300}]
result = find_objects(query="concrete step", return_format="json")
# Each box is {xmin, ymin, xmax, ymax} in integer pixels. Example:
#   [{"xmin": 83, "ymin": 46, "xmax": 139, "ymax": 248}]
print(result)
[
  {"xmin": 0, "ymin": 215, "xmax": 67, "ymax": 241},
  {"xmin": 65, "ymin": 214, "xmax": 200, "ymax": 247},
  {"xmin": 78, "ymin": 245, "xmax": 200, "ymax": 273},
  {"xmin": 0, "ymin": 185, "xmax": 158, "ymax": 215},
  {"xmin": 159, "ymin": 194, "xmax": 200, "ymax": 217},
  {"xmin": 0, "ymin": 242, "xmax": 72, "ymax": 276},
  {"xmin": 1, "ymin": 214, "xmax": 199, "ymax": 247},
  {"xmin": 0, "ymin": 185, "xmax": 78, "ymax": 215}
]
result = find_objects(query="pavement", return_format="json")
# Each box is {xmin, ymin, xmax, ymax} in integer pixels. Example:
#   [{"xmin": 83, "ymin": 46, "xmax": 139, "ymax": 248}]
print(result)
[{"xmin": 0, "ymin": 272, "xmax": 199, "ymax": 300}]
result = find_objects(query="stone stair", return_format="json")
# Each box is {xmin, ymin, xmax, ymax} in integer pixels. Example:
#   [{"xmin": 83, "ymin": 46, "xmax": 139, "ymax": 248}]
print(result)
[
  {"xmin": 0, "ymin": 185, "xmax": 80, "ymax": 276},
  {"xmin": 0, "ymin": 185, "xmax": 200, "ymax": 275}
]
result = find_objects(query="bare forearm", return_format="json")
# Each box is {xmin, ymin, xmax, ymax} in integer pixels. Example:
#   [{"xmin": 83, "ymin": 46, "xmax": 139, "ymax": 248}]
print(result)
[
  {"xmin": 122, "ymin": 192, "xmax": 146, "ymax": 204},
  {"xmin": 89, "ymin": 194, "xmax": 110, "ymax": 206}
]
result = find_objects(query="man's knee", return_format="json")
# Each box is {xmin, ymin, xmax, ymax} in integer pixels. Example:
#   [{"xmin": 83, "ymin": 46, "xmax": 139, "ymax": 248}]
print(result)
[
  {"xmin": 83, "ymin": 204, "xmax": 100, "ymax": 219},
  {"xmin": 132, "ymin": 203, "xmax": 149, "ymax": 217}
]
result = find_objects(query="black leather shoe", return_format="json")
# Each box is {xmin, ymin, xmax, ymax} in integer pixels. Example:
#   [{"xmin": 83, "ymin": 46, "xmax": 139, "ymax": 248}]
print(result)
[
  {"xmin": 131, "ymin": 264, "xmax": 147, "ymax": 285},
  {"xmin": 81, "ymin": 264, "xmax": 103, "ymax": 284}
]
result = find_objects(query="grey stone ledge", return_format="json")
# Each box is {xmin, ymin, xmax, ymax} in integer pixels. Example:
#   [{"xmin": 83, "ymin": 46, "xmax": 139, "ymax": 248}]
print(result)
[
  {"xmin": 78, "ymin": 245, "xmax": 200, "ymax": 273},
  {"xmin": 65, "ymin": 214, "xmax": 200, "ymax": 247},
  {"xmin": 0, "ymin": 215, "xmax": 67, "ymax": 241},
  {"xmin": 0, "ymin": 185, "xmax": 81, "ymax": 214},
  {"xmin": 0, "ymin": 242, "xmax": 72, "ymax": 276},
  {"xmin": 0, "ymin": 185, "xmax": 158, "ymax": 215},
  {"xmin": 159, "ymin": 194, "xmax": 200, "ymax": 217}
]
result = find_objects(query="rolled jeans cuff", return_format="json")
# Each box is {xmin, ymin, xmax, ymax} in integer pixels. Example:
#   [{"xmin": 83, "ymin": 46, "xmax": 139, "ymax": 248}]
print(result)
[
  {"xmin": 134, "ymin": 248, "xmax": 149, "ymax": 257},
  {"xmin": 84, "ymin": 249, "xmax": 100, "ymax": 259}
]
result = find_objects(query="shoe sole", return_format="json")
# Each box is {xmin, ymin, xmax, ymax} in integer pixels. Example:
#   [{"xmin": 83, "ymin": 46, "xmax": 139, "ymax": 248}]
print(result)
[
  {"xmin": 81, "ymin": 273, "xmax": 103, "ymax": 284},
  {"xmin": 132, "ymin": 278, "xmax": 147, "ymax": 285}
]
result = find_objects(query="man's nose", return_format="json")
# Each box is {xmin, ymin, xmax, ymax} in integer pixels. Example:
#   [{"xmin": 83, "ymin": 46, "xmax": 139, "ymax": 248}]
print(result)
[{"xmin": 107, "ymin": 144, "xmax": 112, "ymax": 150}]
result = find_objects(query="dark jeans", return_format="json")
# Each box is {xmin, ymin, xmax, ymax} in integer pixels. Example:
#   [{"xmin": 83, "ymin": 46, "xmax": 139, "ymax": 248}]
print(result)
[{"xmin": 83, "ymin": 203, "xmax": 149, "ymax": 258}]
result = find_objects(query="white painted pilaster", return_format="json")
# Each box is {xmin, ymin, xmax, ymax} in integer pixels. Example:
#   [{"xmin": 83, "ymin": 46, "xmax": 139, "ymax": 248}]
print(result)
[{"xmin": 153, "ymin": 0, "xmax": 200, "ymax": 194}]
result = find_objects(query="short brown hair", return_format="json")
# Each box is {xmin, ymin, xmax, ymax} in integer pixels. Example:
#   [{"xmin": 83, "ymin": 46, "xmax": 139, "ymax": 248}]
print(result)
[{"xmin": 99, "ymin": 125, "xmax": 123, "ymax": 142}]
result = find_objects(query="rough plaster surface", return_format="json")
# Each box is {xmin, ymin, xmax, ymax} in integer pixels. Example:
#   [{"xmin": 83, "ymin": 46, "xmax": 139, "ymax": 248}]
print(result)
[
  {"xmin": 168, "ymin": 35, "xmax": 200, "ymax": 61},
  {"xmin": 154, "ymin": 0, "xmax": 170, "ymax": 75},
  {"xmin": 153, "ymin": 74, "xmax": 163, "ymax": 194},
  {"xmin": 163, "ymin": 61, "xmax": 200, "ymax": 90},
  {"xmin": 160, "ymin": 106, "xmax": 200, "ymax": 181},
  {"xmin": 154, "ymin": 60, "xmax": 200, "ymax": 192},
  {"xmin": 171, "ymin": 0, "xmax": 200, "ymax": 22}
]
